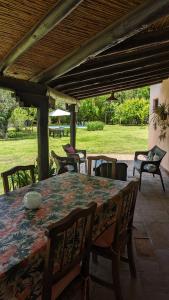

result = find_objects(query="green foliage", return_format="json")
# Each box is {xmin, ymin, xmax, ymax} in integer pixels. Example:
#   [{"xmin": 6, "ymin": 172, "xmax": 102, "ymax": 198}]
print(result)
[
  {"xmin": 87, "ymin": 121, "xmax": 105, "ymax": 131},
  {"xmin": 115, "ymin": 98, "xmax": 149, "ymax": 125},
  {"xmin": 7, "ymin": 169, "xmax": 34, "ymax": 191},
  {"xmin": 10, "ymin": 107, "xmax": 36, "ymax": 131},
  {"xmin": 115, "ymin": 87, "xmax": 150, "ymax": 102},
  {"xmin": 0, "ymin": 89, "xmax": 17, "ymax": 138},
  {"xmin": 78, "ymin": 87, "xmax": 150, "ymax": 125}
]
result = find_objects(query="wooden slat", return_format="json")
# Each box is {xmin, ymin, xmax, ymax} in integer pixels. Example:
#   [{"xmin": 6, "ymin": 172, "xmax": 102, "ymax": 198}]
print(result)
[
  {"xmin": 60, "ymin": 65, "xmax": 169, "ymax": 94},
  {"xmin": 65, "ymin": 71, "xmax": 169, "ymax": 96},
  {"xmin": 0, "ymin": 0, "xmax": 83, "ymax": 74},
  {"xmin": 33, "ymin": 0, "xmax": 169, "ymax": 83},
  {"xmin": 52, "ymin": 51, "xmax": 169, "ymax": 88},
  {"xmin": 75, "ymin": 79, "xmax": 163, "ymax": 99},
  {"xmin": 55, "ymin": 40, "xmax": 169, "ymax": 78}
]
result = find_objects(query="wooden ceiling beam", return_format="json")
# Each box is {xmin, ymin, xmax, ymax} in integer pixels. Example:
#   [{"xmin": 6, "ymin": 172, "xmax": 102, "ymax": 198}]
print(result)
[
  {"xmin": 69, "ymin": 73, "xmax": 169, "ymax": 97},
  {"xmin": 0, "ymin": 75, "xmax": 47, "ymax": 94},
  {"xmin": 76, "ymin": 79, "xmax": 163, "ymax": 99},
  {"xmin": 55, "ymin": 40, "xmax": 169, "ymax": 78},
  {"xmin": 62, "ymin": 68, "xmax": 169, "ymax": 94},
  {"xmin": 16, "ymin": 92, "xmax": 49, "ymax": 108},
  {"xmin": 101, "ymin": 28, "xmax": 169, "ymax": 56},
  {"xmin": 60, "ymin": 65, "xmax": 169, "ymax": 93},
  {"xmin": 0, "ymin": 0, "xmax": 83, "ymax": 74},
  {"xmin": 33, "ymin": 0, "xmax": 169, "ymax": 84},
  {"xmin": 52, "ymin": 52, "xmax": 169, "ymax": 88}
]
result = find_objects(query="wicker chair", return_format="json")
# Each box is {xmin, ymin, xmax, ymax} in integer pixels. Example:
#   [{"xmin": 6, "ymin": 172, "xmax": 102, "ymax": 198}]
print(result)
[
  {"xmin": 51, "ymin": 150, "xmax": 77, "ymax": 174},
  {"xmin": 42, "ymin": 202, "xmax": 96, "ymax": 300},
  {"xmin": 90, "ymin": 180, "xmax": 139, "ymax": 300},
  {"xmin": 62, "ymin": 144, "xmax": 87, "ymax": 173},
  {"xmin": 1, "ymin": 165, "xmax": 35, "ymax": 193}
]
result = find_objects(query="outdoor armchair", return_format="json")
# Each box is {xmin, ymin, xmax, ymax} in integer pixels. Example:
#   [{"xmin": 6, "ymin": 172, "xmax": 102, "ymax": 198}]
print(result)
[
  {"xmin": 133, "ymin": 145, "xmax": 166, "ymax": 191},
  {"xmin": 51, "ymin": 150, "xmax": 77, "ymax": 174},
  {"xmin": 62, "ymin": 143, "xmax": 87, "ymax": 173}
]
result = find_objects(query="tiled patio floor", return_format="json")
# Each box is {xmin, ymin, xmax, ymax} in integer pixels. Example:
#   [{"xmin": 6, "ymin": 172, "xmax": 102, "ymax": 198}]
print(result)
[{"xmin": 87, "ymin": 158, "xmax": 169, "ymax": 300}]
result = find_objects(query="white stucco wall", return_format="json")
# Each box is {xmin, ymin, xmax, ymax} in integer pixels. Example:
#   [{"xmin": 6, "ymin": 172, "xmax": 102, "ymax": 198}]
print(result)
[{"xmin": 149, "ymin": 80, "xmax": 169, "ymax": 172}]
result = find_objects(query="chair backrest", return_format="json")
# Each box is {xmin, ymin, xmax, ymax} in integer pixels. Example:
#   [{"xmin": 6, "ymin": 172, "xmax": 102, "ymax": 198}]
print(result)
[
  {"xmin": 150, "ymin": 145, "xmax": 166, "ymax": 161},
  {"xmin": 51, "ymin": 150, "xmax": 65, "ymax": 174},
  {"xmin": 42, "ymin": 202, "xmax": 97, "ymax": 300},
  {"xmin": 113, "ymin": 180, "xmax": 139, "ymax": 252},
  {"xmin": 1, "ymin": 165, "xmax": 35, "ymax": 193},
  {"xmin": 116, "ymin": 162, "xmax": 128, "ymax": 181},
  {"xmin": 88, "ymin": 155, "xmax": 117, "ymax": 179},
  {"xmin": 51, "ymin": 150, "xmax": 77, "ymax": 174}
]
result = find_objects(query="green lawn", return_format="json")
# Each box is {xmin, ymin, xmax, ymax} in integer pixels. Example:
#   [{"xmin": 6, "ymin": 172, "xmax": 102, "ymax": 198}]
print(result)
[{"xmin": 0, "ymin": 125, "xmax": 148, "ymax": 193}]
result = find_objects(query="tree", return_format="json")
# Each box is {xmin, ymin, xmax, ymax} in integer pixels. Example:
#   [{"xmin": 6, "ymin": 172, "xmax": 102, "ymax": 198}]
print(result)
[
  {"xmin": 10, "ymin": 107, "xmax": 37, "ymax": 131},
  {"xmin": 0, "ymin": 89, "xmax": 17, "ymax": 138},
  {"xmin": 115, "ymin": 86, "xmax": 150, "ymax": 103},
  {"xmin": 115, "ymin": 98, "xmax": 149, "ymax": 125}
]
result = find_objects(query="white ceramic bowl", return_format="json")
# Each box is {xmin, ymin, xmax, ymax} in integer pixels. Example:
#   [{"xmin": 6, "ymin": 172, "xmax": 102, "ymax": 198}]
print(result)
[{"xmin": 23, "ymin": 191, "xmax": 42, "ymax": 209}]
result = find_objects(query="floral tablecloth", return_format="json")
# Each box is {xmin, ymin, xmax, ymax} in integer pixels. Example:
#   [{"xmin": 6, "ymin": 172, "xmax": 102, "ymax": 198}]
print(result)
[{"xmin": 0, "ymin": 172, "xmax": 128, "ymax": 300}]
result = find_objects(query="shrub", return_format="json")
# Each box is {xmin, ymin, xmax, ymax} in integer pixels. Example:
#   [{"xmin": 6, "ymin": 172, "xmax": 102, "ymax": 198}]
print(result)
[{"xmin": 87, "ymin": 121, "xmax": 104, "ymax": 131}]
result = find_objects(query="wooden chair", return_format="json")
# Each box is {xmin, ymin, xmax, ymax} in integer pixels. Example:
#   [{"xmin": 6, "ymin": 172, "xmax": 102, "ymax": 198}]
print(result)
[
  {"xmin": 90, "ymin": 180, "xmax": 139, "ymax": 300},
  {"xmin": 42, "ymin": 202, "xmax": 97, "ymax": 300},
  {"xmin": 88, "ymin": 155, "xmax": 128, "ymax": 181},
  {"xmin": 1, "ymin": 165, "xmax": 35, "ymax": 193},
  {"xmin": 62, "ymin": 144, "xmax": 87, "ymax": 173},
  {"xmin": 133, "ymin": 145, "xmax": 166, "ymax": 191},
  {"xmin": 51, "ymin": 150, "xmax": 77, "ymax": 174}
]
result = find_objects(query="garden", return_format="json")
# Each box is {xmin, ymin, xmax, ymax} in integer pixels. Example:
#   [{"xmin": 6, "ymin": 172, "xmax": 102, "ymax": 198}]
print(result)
[{"xmin": 0, "ymin": 87, "xmax": 150, "ymax": 193}]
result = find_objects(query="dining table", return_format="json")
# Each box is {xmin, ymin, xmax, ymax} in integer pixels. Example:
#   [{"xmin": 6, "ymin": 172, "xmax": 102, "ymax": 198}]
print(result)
[{"xmin": 0, "ymin": 172, "xmax": 129, "ymax": 300}]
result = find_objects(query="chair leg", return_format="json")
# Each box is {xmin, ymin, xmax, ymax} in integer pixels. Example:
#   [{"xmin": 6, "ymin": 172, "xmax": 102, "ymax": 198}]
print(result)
[
  {"xmin": 133, "ymin": 167, "xmax": 135, "ymax": 176},
  {"xmin": 139, "ymin": 172, "xmax": 142, "ymax": 191},
  {"xmin": 112, "ymin": 252, "xmax": 123, "ymax": 300},
  {"xmin": 127, "ymin": 231, "xmax": 136, "ymax": 278},
  {"xmin": 159, "ymin": 170, "xmax": 165, "ymax": 192}
]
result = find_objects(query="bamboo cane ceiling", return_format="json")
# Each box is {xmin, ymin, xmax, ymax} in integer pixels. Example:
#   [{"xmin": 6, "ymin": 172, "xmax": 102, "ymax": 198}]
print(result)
[{"xmin": 1, "ymin": 0, "xmax": 169, "ymax": 98}]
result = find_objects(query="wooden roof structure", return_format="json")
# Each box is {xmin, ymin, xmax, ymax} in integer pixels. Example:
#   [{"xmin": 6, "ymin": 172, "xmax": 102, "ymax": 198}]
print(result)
[
  {"xmin": 0, "ymin": 0, "xmax": 169, "ymax": 101},
  {"xmin": 1, "ymin": 0, "xmax": 169, "ymax": 180}
]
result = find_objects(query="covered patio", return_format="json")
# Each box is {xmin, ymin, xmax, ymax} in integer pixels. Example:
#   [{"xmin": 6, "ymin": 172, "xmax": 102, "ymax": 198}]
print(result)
[{"xmin": 0, "ymin": 1, "xmax": 169, "ymax": 300}]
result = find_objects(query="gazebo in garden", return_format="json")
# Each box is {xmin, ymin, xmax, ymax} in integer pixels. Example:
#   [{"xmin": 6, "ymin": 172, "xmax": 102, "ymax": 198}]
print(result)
[{"xmin": 1, "ymin": 0, "xmax": 169, "ymax": 180}]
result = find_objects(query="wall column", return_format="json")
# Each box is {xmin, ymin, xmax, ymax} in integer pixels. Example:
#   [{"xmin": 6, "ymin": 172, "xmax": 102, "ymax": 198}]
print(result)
[
  {"xmin": 37, "ymin": 99, "xmax": 49, "ymax": 180},
  {"xmin": 70, "ymin": 104, "xmax": 76, "ymax": 148}
]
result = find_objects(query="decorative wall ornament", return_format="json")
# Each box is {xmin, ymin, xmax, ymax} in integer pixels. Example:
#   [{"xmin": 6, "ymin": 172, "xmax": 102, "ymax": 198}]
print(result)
[{"xmin": 151, "ymin": 102, "xmax": 169, "ymax": 140}]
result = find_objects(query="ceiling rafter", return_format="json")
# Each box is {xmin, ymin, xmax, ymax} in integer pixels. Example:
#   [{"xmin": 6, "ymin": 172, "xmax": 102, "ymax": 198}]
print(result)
[
  {"xmin": 0, "ymin": 0, "xmax": 83, "ymax": 74},
  {"xmin": 52, "ymin": 52, "xmax": 169, "ymax": 89},
  {"xmin": 32, "ymin": 0, "xmax": 169, "ymax": 84},
  {"xmin": 61, "ymin": 68, "xmax": 169, "ymax": 95},
  {"xmin": 76, "ymin": 79, "xmax": 163, "ymax": 100},
  {"xmin": 54, "ymin": 36, "xmax": 169, "ymax": 78},
  {"xmin": 69, "ymin": 72, "xmax": 169, "ymax": 97}
]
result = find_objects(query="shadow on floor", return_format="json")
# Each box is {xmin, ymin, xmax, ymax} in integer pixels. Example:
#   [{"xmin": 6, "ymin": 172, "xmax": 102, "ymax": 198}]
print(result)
[{"xmin": 83, "ymin": 159, "xmax": 169, "ymax": 300}]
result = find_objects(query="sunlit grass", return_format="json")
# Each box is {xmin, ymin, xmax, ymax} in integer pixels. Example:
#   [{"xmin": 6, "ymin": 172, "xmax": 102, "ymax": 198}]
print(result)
[{"xmin": 0, "ymin": 125, "xmax": 148, "ymax": 193}]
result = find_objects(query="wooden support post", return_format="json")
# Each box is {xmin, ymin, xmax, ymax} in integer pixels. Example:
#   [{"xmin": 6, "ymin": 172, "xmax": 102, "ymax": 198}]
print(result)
[
  {"xmin": 70, "ymin": 104, "xmax": 76, "ymax": 149},
  {"xmin": 37, "ymin": 100, "xmax": 49, "ymax": 180}
]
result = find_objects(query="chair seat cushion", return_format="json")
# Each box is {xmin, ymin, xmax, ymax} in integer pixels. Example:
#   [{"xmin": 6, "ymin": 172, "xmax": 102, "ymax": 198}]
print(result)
[
  {"xmin": 144, "ymin": 164, "xmax": 157, "ymax": 172},
  {"xmin": 66, "ymin": 146, "xmax": 75, "ymax": 154},
  {"xmin": 93, "ymin": 223, "xmax": 116, "ymax": 248}
]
